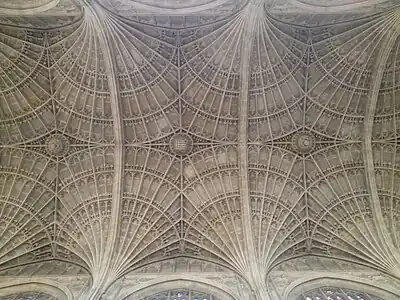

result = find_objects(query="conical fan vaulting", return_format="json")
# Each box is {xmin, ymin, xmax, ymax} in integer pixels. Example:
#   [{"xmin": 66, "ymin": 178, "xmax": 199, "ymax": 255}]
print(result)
[
  {"xmin": 0, "ymin": 0, "xmax": 400, "ymax": 300},
  {"xmin": 0, "ymin": 0, "xmax": 56, "ymax": 9},
  {"xmin": 107, "ymin": 0, "xmax": 225, "ymax": 10}
]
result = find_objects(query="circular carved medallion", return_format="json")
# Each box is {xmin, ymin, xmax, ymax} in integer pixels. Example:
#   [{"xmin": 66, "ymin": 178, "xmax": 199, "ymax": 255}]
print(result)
[
  {"xmin": 292, "ymin": 132, "xmax": 316, "ymax": 154},
  {"xmin": 169, "ymin": 133, "xmax": 193, "ymax": 156},
  {"xmin": 46, "ymin": 134, "xmax": 69, "ymax": 157}
]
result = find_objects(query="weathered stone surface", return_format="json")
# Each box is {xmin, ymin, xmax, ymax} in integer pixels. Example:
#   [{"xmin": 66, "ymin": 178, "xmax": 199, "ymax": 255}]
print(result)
[{"xmin": 0, "ymin": 1, "xmax": 400, "ymax": 300}]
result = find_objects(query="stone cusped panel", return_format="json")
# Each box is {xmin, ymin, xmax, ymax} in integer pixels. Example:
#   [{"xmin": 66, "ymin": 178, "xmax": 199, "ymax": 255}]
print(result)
[{"xmin": 0, "ymin": 0, "xmax": 55, "ymax": 10}]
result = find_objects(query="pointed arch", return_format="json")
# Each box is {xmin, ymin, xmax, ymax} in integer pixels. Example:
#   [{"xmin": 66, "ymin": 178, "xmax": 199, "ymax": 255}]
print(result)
[
  {"xmin": 0, "ymin": 279, "xmax": 73, "ymax": 300},
  {"xmin": 114, "ymin": 276, "xmax": 239, "ymax": 300},
  {"xmin": 284, "ymin": 274, "xmax": 400, "ymax": 300}
]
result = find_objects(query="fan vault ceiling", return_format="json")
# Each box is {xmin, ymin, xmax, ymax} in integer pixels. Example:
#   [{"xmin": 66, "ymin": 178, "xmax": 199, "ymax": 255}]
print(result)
[{"xmin": 0, "ymin": 0, "xmax": 400, "ymax": 299}]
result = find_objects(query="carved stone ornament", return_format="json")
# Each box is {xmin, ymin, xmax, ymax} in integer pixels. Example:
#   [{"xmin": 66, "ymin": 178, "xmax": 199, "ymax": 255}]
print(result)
[
  {"xmin": 1, "ymin": 1, "xmax": 400, "ymax": 300},
  {"xmin": 46, "ymin": 134, "xmax": 70, "ymax": 157},
  {"xmin": 291, "ymin": 132, "xmax": 316, "ymax": 154},
  {"xmin": 169, "ymin": 133, "xmax": 193, "ymax": 156}
]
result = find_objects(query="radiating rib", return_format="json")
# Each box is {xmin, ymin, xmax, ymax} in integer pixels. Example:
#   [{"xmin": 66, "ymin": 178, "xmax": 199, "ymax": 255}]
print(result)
[
  {"xmin": 0, "ymin": 25, "xmax": 53, "ymax": 144},
  {"xmin": 181, "ymin": 146, "xmax": 249, "ymax": 272},
  {"xmin": 104, "ymin": 16, "xmax": 180, "ymax": 142},
  {"xmin": 0, "ymin": 148, "xmax": 54, "ymax": 269},
  {"xmin": 266, "ymin": 0, "xmax": 399, "ymax": 25},
  {"xmin": 48, "ymin": 18, "xmax": 115, "ymax": 142},
  {"xmin": 55, "ymin": 147, "xmax": 115, "ymax": 271},
  {"xmin": 180, "ymin": 16, "xmax": 243, "ymax": 141},
  {"xmin": 307, "ymin": 14, "xmax": 398, "ymax": 139},
  {"xmin": 375, "ymin": 36, "xmax": 400, "ymax": 139},
  {"xmin": 248, "ymin": 145, "xmax": 307, "ymax": 269},
  {"xmin": 307, "ymin": 143, "xmax": 397, "ymax": 273},
  {"xmin": 0, "ymin": 292, "xmax": 57, "ymax": 300},
  {"xmin": 109, "ymin": 147, "xmax": 181, "ymax": 276},
  {"xmin": 96, "ymin": 0, "xmax": 247, "ymax": 28},
  {"xmin": 373, "ymin": 143, "xmax": 400, "ymax": 251},
  {"xmin": 248, "ymin": 15, "xmax": 306, "ymax": 141}
]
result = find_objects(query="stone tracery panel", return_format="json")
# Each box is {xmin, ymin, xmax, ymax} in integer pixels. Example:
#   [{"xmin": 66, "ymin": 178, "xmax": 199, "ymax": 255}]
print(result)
[
  {"xmin": 111, "ymin": 196, "xmax": 180, "ymax": 275},
  {"xmin": 286, "ymin": 275, "xmax": 400, "ymax": 300},
  {"xmin": 184, "ymin": 195, "xmax": 244, "ymax": 267},
  {"xmin": 374, "ymin": 35, "xmax": 400, "ymax": 139},
  {"xmin": 137, "ymin": 289, "xmax": 219, "ymax": 300},
  {"xmin": 248, "ymin": 17, "xmax": 306, "ymax": 141},
  {"xmin": 1, "ymin": 0, "xmax": 400, "ymax": 296},
  {"xmin": 106, "ymin": 147, "xmax": 181, "ymax": 275},
  {"xmin": 55, "ymin": 147, "xmax": 115, "ymax": 270},
  {"xmin": 306, "ymin": 17, "xmax": 386, "ymax": 139},
  {"xmin": 269, "ymin": 257, "xmax": 400, "ymax": 300},
  {"xmin": 0, "ymin": 260, "xmax": 89, "ymax": 276},
  {"xmin": 131, "ymin": 257, "xmax": 231, "ymax": 273},
  {"xmin": 0, "ymin": 292, "xmax": 57, "ymax": 300},
  {"xmin": 118, "ymin": 277, "xmax": 241, "ymax": 300},
  {"xmin": 48, "ymin": 18, "xmax": 114, "ymax": 142},
  {"xmin": 182, "ymin": 146, "xmax": 243, "ymax": 268},
  {"xmin": 0, "ymin": 0, "xmax": 54, "ymax": 10},
  {"xmin": 183, "ymin": 146, "xmax": 239, "ymax": 206},
  {"xmin": 55, "ymin": 197, "xmax": 113, "ymax": 270},
  {"xmin": 266, "ymin": 0, "xmax": 399, "ymax": 26},
  {"xmin": 0, "ymin": 0, "xmax": 82, "ymax": 28},
  {"xmin": 306, "ymin": 144, "xmax": 394, "ymax": 272},
  {"xmin": 96, "ymin": 0, "xmax": 247, "ymax": 28},
  {"xmin": 297, "ymin": 286, "xmax": 383, "ymax": 300},
  {"xmin": 372, "ymin": 143, "xmax": 400, "ymax": 251},
  {"xmin": 0, "ymin": 26, "xmax": 53, "ymax": 144},
  {"xmin": 180, "ymin": 19, "xmax": 241, "ymax": 142},
  {"xmin": 126, "ymin": 0, "xmax": 220, "ymax": 10},
  {"xmin": 0, "ymin": 148, "xmax": 55, "ymax": 269},
  {"xmin": 297, "ymin": 287, "xmax": 383, "ymax": 300},
  {"xmin": 106, "ymin": 19, "xmax": 180, "ymax": 142},
  {"xmin": 248, "ymin": 145, "xmax": 307, "ymax": 267}
]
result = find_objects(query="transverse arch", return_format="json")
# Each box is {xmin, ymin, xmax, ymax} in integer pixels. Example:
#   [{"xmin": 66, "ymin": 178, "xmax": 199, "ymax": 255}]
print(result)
[{"xmin": 284, "ymin": 275, "xmax": 400, "ymax": 300}]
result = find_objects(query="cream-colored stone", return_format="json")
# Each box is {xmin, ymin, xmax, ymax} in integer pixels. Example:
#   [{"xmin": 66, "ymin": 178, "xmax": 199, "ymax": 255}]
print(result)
[{"xmin": 0, "ymin": 1, "xmax": 399, "ymax": 300}]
